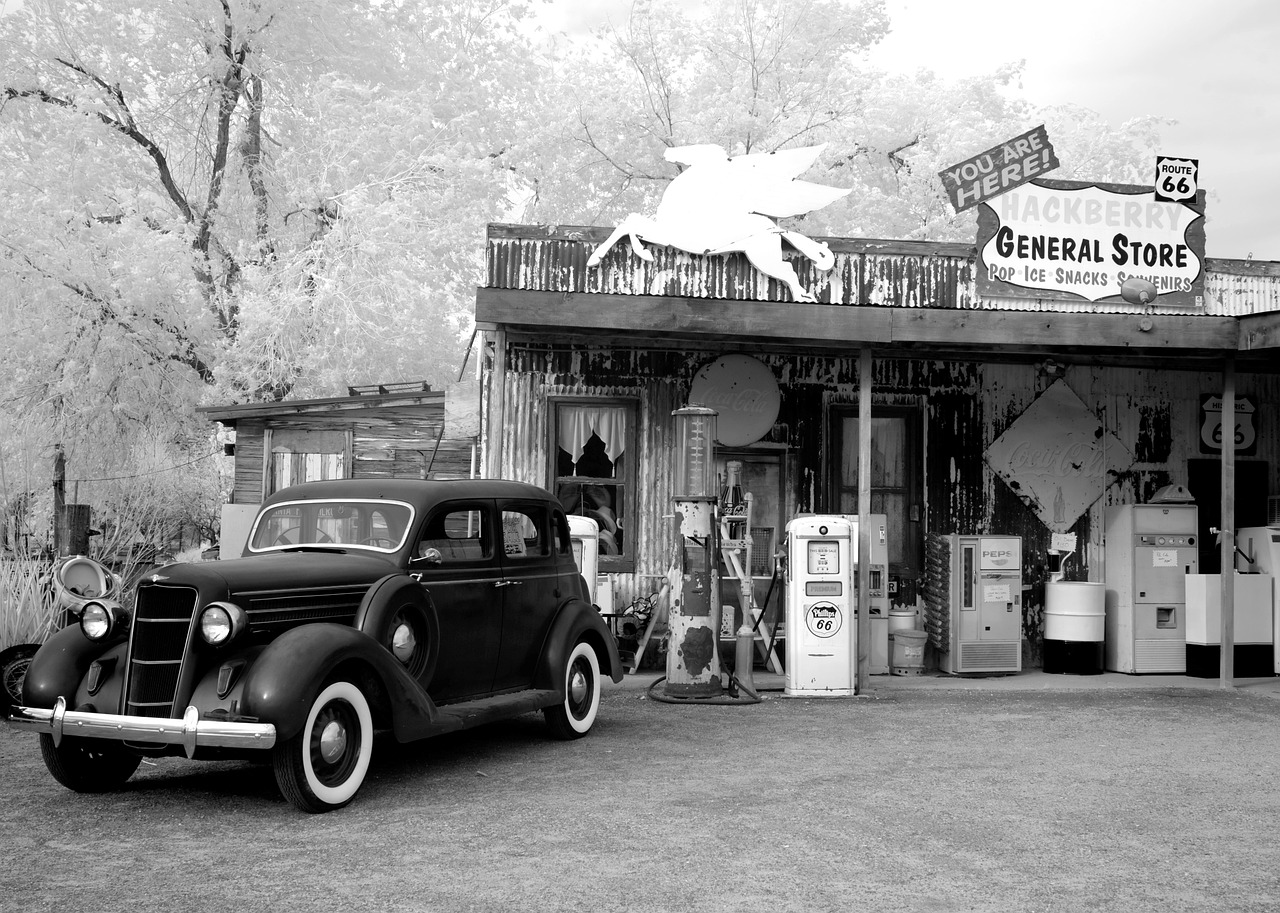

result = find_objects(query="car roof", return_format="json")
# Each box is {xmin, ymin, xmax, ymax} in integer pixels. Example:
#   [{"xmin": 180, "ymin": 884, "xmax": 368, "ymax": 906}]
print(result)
[{"xmin": 260, "ymin": 478, "xmax": 560, "ymax": 512}]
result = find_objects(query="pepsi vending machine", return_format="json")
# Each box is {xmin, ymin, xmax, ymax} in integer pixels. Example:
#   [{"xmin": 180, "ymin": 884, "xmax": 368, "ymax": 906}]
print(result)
[{"xmin": 940, "ymin": 535, "xmax": 1023, "ymax": 675}]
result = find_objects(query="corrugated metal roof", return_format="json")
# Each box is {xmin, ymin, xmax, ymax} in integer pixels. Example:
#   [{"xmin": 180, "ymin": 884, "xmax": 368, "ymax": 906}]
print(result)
[{"xmin": 486, "ymin": 223, "xmax": 1280, "ymax": 318}]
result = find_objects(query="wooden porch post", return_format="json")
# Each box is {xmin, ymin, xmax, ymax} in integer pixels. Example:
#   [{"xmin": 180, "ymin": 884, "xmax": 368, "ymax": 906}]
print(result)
[
  {"xmin": 1219, "ymin": 356, "xmax": 1236, "ymax": 687},
  {"xmin": 857, "ymin": 348, "xmax": 871, "ymax": 694},
  {"xmin": 489, "ymin": 329, "xmax": 507, "ymax": 479}
]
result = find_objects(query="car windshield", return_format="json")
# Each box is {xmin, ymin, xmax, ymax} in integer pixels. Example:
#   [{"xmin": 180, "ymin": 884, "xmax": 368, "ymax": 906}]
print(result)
[{"xmin": 248, "ymin": 499, "xmax": 415, "ymax": 553}]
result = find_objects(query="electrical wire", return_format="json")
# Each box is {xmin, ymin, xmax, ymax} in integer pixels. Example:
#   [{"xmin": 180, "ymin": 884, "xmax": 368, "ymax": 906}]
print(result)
[{"xmin": 62, "ymin": 449, "xmax": 222, "ymax": 484}]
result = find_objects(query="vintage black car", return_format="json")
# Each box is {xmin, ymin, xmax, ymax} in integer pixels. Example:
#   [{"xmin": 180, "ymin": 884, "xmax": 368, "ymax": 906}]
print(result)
[{"xmin": 7, "ymin": 479, "xmax": 622, "ymax": 812}]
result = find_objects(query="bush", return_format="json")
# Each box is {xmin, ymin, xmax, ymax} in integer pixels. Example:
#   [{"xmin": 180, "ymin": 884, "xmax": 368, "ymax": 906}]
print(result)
[{"xmin": 0, "ymin": 558, "xmax": 59, "ymax": 651}]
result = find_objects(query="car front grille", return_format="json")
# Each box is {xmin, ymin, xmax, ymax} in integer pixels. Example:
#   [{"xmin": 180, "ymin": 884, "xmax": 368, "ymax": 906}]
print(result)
[
  {"xmin": 126, "ymin": 584, "xmax": 199, "ymax": 719},
  {"xmin": 243, "ymin": 587, "xmax": 366, "ymax": 633}
]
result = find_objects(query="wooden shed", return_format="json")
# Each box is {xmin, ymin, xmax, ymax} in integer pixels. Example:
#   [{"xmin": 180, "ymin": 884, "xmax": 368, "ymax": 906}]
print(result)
[{"xmin": 199, "ymin": 381, "xmax": 480, "ymax": 550}]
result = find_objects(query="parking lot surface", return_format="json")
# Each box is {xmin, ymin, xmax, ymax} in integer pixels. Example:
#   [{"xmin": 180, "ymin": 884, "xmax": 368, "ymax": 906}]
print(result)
[{"xmin": 3, "ymin": 673, "xmax": 1279, "ymax": 912}]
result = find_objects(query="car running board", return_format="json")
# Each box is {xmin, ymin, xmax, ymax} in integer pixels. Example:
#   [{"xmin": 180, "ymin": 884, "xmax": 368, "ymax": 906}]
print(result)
[{"xmin": 404, "ymin": 689, "xmax": 560, "ymax": 740}]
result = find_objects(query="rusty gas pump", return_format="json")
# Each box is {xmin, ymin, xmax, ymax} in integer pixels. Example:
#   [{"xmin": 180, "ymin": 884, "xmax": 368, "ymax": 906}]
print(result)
[{"xmin": 664, "ymin": 406, "xmax": 723, "ymax": 698}]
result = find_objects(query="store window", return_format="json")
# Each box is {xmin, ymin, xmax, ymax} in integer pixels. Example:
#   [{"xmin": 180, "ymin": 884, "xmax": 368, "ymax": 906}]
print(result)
[{"xmin": 550, "ymin": 399, "xmax": 636, "ymax": 570}]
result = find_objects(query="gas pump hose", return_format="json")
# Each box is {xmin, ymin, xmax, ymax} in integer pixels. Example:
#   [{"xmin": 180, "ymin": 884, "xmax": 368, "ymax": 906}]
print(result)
[{"xmin": 645, "ymin": 674, "xmax": 762, "ymax": 705}]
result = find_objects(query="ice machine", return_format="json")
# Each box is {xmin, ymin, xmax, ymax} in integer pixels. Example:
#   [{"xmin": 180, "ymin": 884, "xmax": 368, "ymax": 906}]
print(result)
[{"xmin": 1103, "ymin": 503, "xmax": 1198, "ymax": 673}]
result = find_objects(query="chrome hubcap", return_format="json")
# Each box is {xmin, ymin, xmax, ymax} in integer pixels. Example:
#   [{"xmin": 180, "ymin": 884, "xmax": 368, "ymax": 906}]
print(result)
[
  {"xmin": 569, "ymin": 666, "xmax": 588, "ymax": 705},
  {"xmin": 319, "ymin": 719, "xmax": 347, "ymax": 763},
  {"xmin": 391, "ymin": 623, "xmax": 416, "ymax": 663}
]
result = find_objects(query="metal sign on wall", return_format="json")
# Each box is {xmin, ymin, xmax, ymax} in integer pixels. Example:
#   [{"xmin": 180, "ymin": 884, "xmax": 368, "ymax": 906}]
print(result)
[
  {"xmin": 1199, "ymin": 394, "xmax": 1257, "ymax": 455},
  {"xmin": 985, "ymin": 380, "xmax": 1134, "ymax": 533},
  {"xmin": 976, "ymin": 178, "xmax": 1206, "ymax": 308},
  {"xmin": 688, "ymin": 354, "xmax": 781, "ymax": 447}
]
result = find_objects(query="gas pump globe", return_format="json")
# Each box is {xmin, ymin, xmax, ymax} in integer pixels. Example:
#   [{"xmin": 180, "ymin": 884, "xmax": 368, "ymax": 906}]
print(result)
[
  {"xmin": 666, "ymin": 406, "xmax": 723, "ymax": 698},
  {"xmin": 672, "ymin": 405, "xmax": 718, "ymax": 499}
]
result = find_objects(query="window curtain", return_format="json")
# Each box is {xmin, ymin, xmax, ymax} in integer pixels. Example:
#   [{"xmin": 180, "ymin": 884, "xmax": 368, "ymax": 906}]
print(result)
[{"xmin": 557, "ymin": 406, "xmax": 627, "ymax": 464}]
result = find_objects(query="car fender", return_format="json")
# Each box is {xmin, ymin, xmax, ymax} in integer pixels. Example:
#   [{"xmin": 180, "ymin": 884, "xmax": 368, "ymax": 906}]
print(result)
[
  {"xmin": 353, "ymin": 574, "xmax": 440, "ymax": 688},
  {"xmin": 534, "ymin": 598, "xmax": 624, "ymax": 692},
  {"xmin": 21, "ymin": 624, "xmax": 124, "ymax": 710},
  {"xmin": 238, "ymin": 623, "xmax": 440, "ymax": 744}
]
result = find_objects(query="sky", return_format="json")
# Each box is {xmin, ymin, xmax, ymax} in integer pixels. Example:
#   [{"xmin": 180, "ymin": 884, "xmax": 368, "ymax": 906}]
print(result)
[{"xmin": 540, "ymin": 0, "xmax": 1280, "ymax": 262}]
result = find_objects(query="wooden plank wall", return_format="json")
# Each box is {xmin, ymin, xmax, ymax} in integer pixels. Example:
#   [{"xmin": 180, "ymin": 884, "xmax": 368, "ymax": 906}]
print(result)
[{"xmin": 497, "ymin": 341, "xmax": 1280, "ymax": 662}]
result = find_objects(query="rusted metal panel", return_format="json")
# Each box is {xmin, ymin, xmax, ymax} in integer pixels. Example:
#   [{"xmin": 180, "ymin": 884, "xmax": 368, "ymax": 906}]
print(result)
[
  {"xmin": 1207, "ymin": 266, "xmax": 1280, "ymax": 316},
  {"xmin": 487, "ymin": 227, "xmax": 976, "ymax": 308}
]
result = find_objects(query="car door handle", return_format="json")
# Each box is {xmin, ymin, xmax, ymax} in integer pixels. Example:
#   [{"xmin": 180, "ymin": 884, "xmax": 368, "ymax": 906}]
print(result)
[{"xmin": 494, "ymin": 580, "xmax": 523, "ymax": 588}]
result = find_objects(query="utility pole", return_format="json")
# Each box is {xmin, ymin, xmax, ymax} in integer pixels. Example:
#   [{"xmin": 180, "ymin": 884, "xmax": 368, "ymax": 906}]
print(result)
[{"xmin": 53, "ymin": 444, "xmax": 66, "ymax": 557}]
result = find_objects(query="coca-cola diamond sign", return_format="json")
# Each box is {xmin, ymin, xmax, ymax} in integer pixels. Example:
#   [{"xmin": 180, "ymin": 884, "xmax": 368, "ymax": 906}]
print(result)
[{"xmin": 984, "ymin": 380, "xmax": 1133, "ymax": 532}]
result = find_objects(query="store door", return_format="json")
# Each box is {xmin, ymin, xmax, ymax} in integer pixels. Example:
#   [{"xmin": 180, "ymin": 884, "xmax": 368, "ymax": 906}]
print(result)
[{"xmin": 829, "ymin": 406, "xmax": 922, "ymax": 606}]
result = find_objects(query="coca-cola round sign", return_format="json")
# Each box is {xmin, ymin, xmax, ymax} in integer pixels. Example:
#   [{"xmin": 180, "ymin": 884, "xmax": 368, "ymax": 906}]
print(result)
[{"xmin": 688, "ymin": 355, "xmax": 781, "ymax": 446}]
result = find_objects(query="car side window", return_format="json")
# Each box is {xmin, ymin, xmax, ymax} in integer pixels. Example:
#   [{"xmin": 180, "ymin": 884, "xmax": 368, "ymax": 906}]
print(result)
[
  {"xmin": 417, "ymin": 507, "xmax": 490, "ymax": 563},
  {"xmin": 500, "ymin": 504, "xmax": 549, "ymax": 561}
]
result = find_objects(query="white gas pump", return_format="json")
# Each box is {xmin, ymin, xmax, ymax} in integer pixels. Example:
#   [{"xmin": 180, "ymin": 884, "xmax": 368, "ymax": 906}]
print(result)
[{"xmin": 784, "ymin": 515, "xmax": 856, "ymax": 696}]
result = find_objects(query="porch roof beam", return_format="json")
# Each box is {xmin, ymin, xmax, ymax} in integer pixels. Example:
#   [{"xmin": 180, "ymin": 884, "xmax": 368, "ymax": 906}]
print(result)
[{"xmin": 475, "ymin": 288, "xmax": 1255, "ymax": 365}]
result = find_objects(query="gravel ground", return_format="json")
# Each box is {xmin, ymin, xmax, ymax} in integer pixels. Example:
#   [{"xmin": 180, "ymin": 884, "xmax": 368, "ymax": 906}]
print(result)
[{"xmin": 3, "ymin": 683, "xmax": 1279, "ymax": 913}]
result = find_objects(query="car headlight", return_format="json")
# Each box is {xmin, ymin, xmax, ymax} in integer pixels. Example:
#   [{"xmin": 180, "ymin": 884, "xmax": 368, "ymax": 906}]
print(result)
[
  {"xmin": 199, "ymin": 602, "xmax": 247, "ymax": 646},
  {"xmin": 80, "ymin": 600, "xmax": 126, "ymax": 642}
]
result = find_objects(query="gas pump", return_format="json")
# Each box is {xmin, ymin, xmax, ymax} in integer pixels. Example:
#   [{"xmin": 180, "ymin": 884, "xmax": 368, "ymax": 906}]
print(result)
[
  {"xmin": 784, "ymin": 516, "xmax": 856, "ymax": 696},
  {"xmin": 665, "ymin": 406, "xmax": 724, "ymax": 698}
]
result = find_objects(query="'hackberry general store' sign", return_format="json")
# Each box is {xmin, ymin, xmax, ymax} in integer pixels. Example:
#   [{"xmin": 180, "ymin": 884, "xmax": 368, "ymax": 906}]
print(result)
[{"xmin": 976, "ymin": 178, "xmax": 1206, "ymax": 308}]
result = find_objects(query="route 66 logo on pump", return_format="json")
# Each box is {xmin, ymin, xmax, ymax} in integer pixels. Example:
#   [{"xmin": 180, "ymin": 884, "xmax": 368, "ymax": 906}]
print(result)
[{"xmin": 805, "ymin": 602, "xmax": 842, "ymax": 638}]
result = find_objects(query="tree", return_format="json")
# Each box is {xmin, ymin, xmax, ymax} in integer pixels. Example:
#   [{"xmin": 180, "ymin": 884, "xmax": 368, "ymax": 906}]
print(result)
[
  {"xmin": 0, "ymin": 0, "xmax": 1169, "ymax": 549},
  {"xmin": 512, "ymin": 0, "xmax": 1164, "ymax": 246},
  {"xmin": 1, "ymin": 0, "xmax": 544, "ymax": 532}
]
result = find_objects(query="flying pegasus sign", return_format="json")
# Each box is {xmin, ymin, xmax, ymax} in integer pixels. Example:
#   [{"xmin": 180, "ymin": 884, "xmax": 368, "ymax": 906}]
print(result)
[{"xmin": 587, "ymin": 144, "xmax": 850, "ymax": 303}]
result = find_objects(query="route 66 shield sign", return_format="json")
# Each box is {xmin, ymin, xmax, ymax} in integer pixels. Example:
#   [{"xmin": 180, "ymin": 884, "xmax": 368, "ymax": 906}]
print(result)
[
  {"xmin": 1155, "ymin": 156, "xmax": 1199, "ymax": 203},
  {"xmin": 1200, "ymin": 394, "xmax": 1256, "ymax": 454}
]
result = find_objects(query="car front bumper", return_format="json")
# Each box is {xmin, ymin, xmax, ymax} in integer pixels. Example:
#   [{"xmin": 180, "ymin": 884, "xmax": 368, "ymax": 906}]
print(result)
[{"xmin": 6, "ymin": 696, "xmax": 277, "ymax": 757}]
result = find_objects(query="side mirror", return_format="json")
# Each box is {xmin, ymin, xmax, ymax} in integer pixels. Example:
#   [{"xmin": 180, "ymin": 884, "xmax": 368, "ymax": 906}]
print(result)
[{"xmin": 413, "ymin": 547, "xmax": 443, "ymax": 566}]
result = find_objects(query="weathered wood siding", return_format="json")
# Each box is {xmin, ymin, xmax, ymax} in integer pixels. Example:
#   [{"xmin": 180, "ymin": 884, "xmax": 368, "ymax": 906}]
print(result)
[{"xmin": 231, "ymin": 420, "xmax": 267, "ymax": 505}]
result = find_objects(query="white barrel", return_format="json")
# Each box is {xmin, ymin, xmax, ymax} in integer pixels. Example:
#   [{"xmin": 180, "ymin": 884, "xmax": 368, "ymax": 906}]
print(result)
[
  {"xmin": 888, "ymin": 606, "xmax": 919, "ymax": 634},
  {"xmin": 1044, "ymin": 581, "xmax": 1105, "ymax": 642}
]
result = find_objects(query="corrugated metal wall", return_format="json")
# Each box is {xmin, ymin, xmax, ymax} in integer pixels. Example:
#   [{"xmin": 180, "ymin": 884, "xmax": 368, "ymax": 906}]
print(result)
[{"xmin": 493, "ymin": 342, "xmax": 1280, "ymax": 662}]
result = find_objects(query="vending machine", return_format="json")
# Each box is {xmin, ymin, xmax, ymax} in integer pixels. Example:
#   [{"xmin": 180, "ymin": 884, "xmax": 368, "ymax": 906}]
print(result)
[
  {"xmin": 937, "ymin": 535, "xmax": 1023, "ymax": 675},
  {"xmin": 844, "ymin": 514, "xmax": 889, "ymax": 673},
  {"xmin": 1236, "ymin": 525, "xmax": 1280, "ymax": 674},
  {"xmin": 1103, "ymin": 502, "xmax": 1198, "ymax": 673},
  {"xmin": 784, "ymin": 515, "xmax": 855, "ymax": 696}
]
